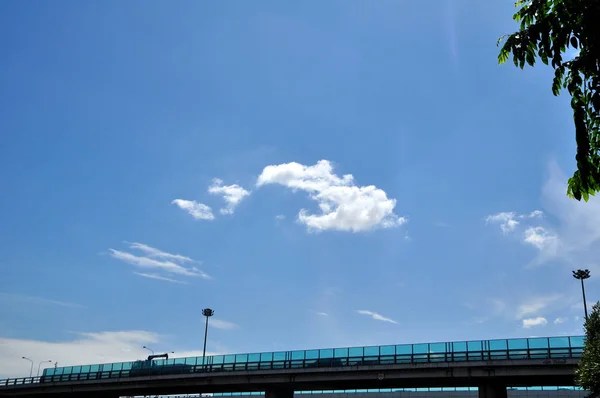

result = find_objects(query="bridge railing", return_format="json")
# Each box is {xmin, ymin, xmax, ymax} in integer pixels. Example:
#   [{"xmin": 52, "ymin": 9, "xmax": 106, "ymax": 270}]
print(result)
[{"xmin": 0, "ymin": 335, "xmax": 585, "ymax": 388}]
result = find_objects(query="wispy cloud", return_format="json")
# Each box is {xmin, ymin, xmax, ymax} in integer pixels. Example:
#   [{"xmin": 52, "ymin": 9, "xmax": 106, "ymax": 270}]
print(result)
[
  {"xmin": 133, "ymin": 272, "xmax": 187, "ymax": 284},
  {"xmin": 171, "ymin": 199, "xmax": 214, "ymax": 220},
  {"xmin": 522, "ymin": 317, "xmax": 548, "ymax": 328},
  {"xmin": 257, "ymin": 160, "xmax": 406, "ymax": 232},
  {"xmin": 209, "ymin": 319, "xmax": 240, "ymax": 330},
  {"xmin": 485, "ymin": 210, "xmax": 544, "ymax": 234},
  {"xmin": 0, "ymin": 292, "xmax": 83, "ymax": 308},
  {"xmin": 208, "ymin": 178, "xmax": 251, "ymax": 215},
  {"xmin": 315, "ymin": 312, "xmax": 329, "ymax": 317},
  {"xmin": 356, "ymin": 310, "xmax": 398, "ymax": 324},
  {"xmin": 515, "ymin": 294, "xmax": 562, "ymax": 319},
  {"xmin": 486, "ymin": 162, "xmax": 600, "ymax": 268},
  {"xmin": 108, "ymin": 243, "xmax": 210, "ymax": 282},
  {"xmin": 554, "ymin": 317, "xmax": 568, "ymax": 324},
  {"xmin": 125, "ymin": 242, "xmax": 195, "ymax": 263}
]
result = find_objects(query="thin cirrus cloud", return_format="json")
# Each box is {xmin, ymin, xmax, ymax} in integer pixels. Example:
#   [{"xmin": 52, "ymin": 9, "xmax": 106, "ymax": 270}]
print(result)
[
  {"xmin": 108, "ymin": 242, "xmax": 210, "ymax": 283},
  {"xmin": 356, "ymin": 310, "xmax": 398, "ymax": 324},
  {"xmin": 256, "ymin": 160, "xmax": 406, "ymax": 233},
  {"xmin": 208, "ymin": 178, "xmax": 251, "ymax": 215},
  {"xmin": 0, "ymin": 292, "xmax": 83, "ymax": 308},
  {"xmin": 171, "ymin": 199, "xmax": 215, "ymax": 220},
  {"xmin": 209, "ymin": 319, "xmax": 240, "ymax": 330},
  {"xmin": 133, "ymin": 272, "xmax": 188, "ymax": 285}
]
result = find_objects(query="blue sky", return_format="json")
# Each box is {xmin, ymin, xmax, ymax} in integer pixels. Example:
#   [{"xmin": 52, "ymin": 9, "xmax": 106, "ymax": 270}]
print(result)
[{"xmin": 0, "ymin": 0, "xmax": 598, "ymax": 378}]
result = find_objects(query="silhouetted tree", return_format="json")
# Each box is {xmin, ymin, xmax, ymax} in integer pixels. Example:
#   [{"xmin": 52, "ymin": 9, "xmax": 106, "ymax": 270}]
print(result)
[
  {"xmin": 498, "ymin": 0, "xmax": 600, "ymax": 201},
  {"xmin": 576, "ymin": 301, "xmax": 600, "ymax": 397}
]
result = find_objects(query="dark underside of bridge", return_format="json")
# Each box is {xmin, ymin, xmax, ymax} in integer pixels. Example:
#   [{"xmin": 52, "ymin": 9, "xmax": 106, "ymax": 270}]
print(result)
[{"xmin": 0, "ymin": 360, "xmax": 578, "ymax": 398}]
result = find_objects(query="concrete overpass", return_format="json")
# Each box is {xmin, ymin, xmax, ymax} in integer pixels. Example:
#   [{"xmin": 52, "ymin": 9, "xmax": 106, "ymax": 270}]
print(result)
[{"xmin": 0, "ymin": 335, "xmax": 584, "ymax": 398}]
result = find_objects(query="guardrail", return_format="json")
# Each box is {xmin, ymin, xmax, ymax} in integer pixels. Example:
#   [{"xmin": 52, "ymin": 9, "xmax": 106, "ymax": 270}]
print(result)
[{"xmin": 1, "ymin": 335, "xmax": 586, "ymax": 388}]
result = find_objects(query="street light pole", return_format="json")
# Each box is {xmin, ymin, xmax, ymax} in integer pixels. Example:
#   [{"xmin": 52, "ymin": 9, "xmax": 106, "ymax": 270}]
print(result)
[
  {"xmin": 202, "ymin": 308, "xmax": 214, "ymax": 368},
  {"xmin": 573, "ymin": 269, "xmax": 591, "ymax": 321},
  {"xmin": 21, "ymin": 357, "xmax": 33, "ymax": 378},
  {"xmin": 37, "ymin": 360, "xmax": 52, "ymax": 377},
  {"xmin": 142, "ymin": 346, "xmax": 155, "ymax": 355}
]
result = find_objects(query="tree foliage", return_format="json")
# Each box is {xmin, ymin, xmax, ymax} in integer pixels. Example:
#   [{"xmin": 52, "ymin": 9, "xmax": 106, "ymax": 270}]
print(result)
[
  {"xmin": 576, "ymin": 301, "xmax": 600, "ymax": 397},
  {"xmin": 498, "ymin": 0, "xmax": 600, "ymax": 201}
]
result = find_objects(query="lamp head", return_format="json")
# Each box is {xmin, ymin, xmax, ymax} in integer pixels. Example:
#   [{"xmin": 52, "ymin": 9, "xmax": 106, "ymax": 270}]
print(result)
[{"xmin": 202, "ymin": 308, "xmax": 214, "ymax": 317}]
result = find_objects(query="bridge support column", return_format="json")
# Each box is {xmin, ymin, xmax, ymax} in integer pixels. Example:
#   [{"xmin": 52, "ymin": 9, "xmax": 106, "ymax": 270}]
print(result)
[
  {"xmin": 479, "ymin": 383, "xmax": 507, "ymax": 398},
  {"xmin": 265, "ymin": 387, "xmax": 294, "ymax": 398}
]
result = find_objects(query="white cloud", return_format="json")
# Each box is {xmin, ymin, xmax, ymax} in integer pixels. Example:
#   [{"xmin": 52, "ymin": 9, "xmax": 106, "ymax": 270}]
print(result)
[
  {"xmin": 133, "ymin": 272, "xmax": 187, "ymax": 284},
  {"xmin": 522, "ymin": 317, "xmax": 548, "ymax": 328},
  {"xmin": 209, "ymin": 319, "xmax": 240, "ymax": 330},
  {"xmin": 356, "ymin": 310, "xmax": 398, "ymax": 324},
  {"xmin": 486, "ymin": 212, "xmax": 520, "ymax": 233},
  {"xmin": 488, "ymin": 163, "xmax": 600, "ymax": 267},
  {"xmin": 0, "ymin": 330, "xmax": 223, "ymax": 379},
  {"xmin": 316, "ymin": 312, "xmax": 329, "ymax": 317},
  {"xmin": 523, "ymin": 226, "xmax": 558, "ymax": 251},
  {"xmin": 0, "ymin": 293, "xmax": 83, "ymax": 309},
  {"xmin": 256, "ymin": 160, "xmax": 406, "ymax": 232},
  {"xmin": 275, "ymin": 214, "xmax": 286, "ymax": 221},
  {"xmin": 554, "ymin": 317, "xmax": 568, "ymax": 324},
  {"xmin": 108, "ymin": 244, "xmax": 210, "ymax": 280},
  {"xmin": 208, "ymin": 178, "xmax": 251, "ymax": 215},
  {"xmin": 171, "ymin": 199, "xmax": 215, "ymax": 220},
  {"xmin": 515, "ymin": 294, "xmax": 562, "ymax": 319},
  {"xmin": 125, "ymin": 242, "xmax": 194, "ymax": 263}
]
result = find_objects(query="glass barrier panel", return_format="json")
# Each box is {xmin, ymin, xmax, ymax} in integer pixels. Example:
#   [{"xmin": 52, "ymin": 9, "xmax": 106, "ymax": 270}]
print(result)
[
  {"xmin": 185, "ymin": 357, "xmax": 196, "ymax": 365},
  {"xmin": 80, "ymin": 365, "xmax": 89, "ymax": 373},
  {"xmin": 248, "ymin": 353, "xmax": 260, "ymax": 363},
  {"xmin": 292, "ymin": 351, "xmax": 305, "ymax": 360},
  {"xmin": 55, "ymin": 368, "xmax": 63, "ymax": 375},
  {"xmin": 213, "ymin": 355, "xmax": 224, "ymax": 364},
  {"xmin": 274, "ymin": 352, "xmax": 286, "ymax": 361},
  {"xmin": 235, "ymin": 354, "xmax": 248, "ymax": 363},
  {"xmin": 174, "ymin": 358, "xmax": 185, "ymax": 365},
  {"xmin": 45, "ymin": 368, "xmax": 55, "ymax": 376},
  {"xmin": 508, "ymin": 338, "xmax": 528, "ymax": 350},
  {"xmin": 123, "ymin": 362, "xmax": 133, "ymax": 370},
  {"xmin": 396, "ymin": 344, "xmax": 411, "ymax": 355},
  {"xmin": 306, "ymin": 350, "xmax": 318, "ymax": 360},
  {"xmin": 529, "ymin": 338, "xmax": 549, "ymax": 349},
  {"xmin": 224, "ymin": 355, "xmax": 235, "ymax": 364},
  {"xmin": 429, "ymin": 343, "xmax": 445, "ymax": 353},
  {"xmin": 380, "ymin": 345, "xmax": 394, "ymax": 356},
  {"xmin": 349, "ymin": 347, "xmax": 363, "ymax": 357},
  {"xmin": 413, "ymin": 344, "xmax": 427, "ymax": 354},
  {"xmin": 549, "ymin": 337, "xmax": 570, "ymax": 348},
  {"xmin": 334, "ymin": 348, "xmax": 348, "ymax": 358},
  {"xmin": 364, "ymin": 346, "xmax": 379, "ymax": 357},
  {"xmin": 319, "ymin": 349, "xmax": 333, "ymax": 359},
  {"xmin": 63, "ymin": 366, "xmax": 73, "ymax": 375},
  {"xmin": 165, "ymin": 359, "xmax": 174, "ymax": 366},
  {"xmin": 489, "ymin": 339, "xmax": 508, "ymax": 351},
  {"xmin": 260, "ymin": 353, "xmax": 273, "ymax": 362},
  {"xmin": 467, "ymin": 341, "xmax": 482, "ymax": 352},
  {"xmin": 570, "ymin": 336, "xmax": 584, "ymax": 348},
  {"xmin": 90, "ymin": 365, "xmax": 99, "ymax": 372},
  {"xmin": 71, "ymin": 366, "xmax": 80, "ymax": 374},
  {"xmin": 452, "ymin": 342, "xmax": 466, "ymax": 352}
]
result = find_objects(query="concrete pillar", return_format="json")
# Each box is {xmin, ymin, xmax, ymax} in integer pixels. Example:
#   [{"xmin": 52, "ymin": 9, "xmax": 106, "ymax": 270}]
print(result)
[
  {"xmin": 265, "ymin": 387, "xmax": 294, "ymax": 398},
  {"xmin": 479, "ymin": 383, "xmax": 508, "ymax": 398}
]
